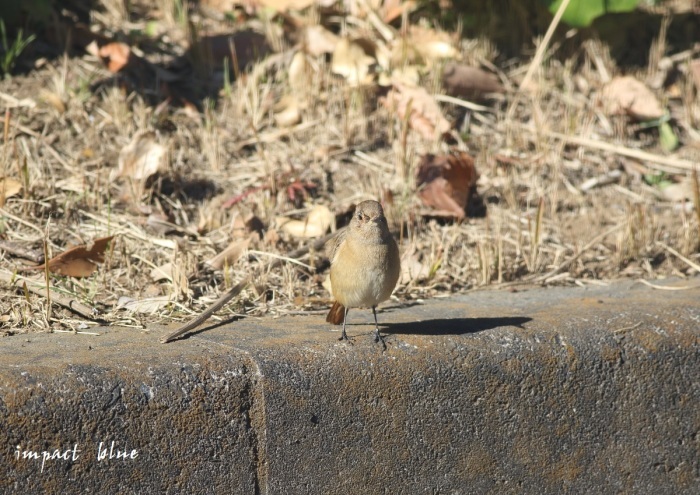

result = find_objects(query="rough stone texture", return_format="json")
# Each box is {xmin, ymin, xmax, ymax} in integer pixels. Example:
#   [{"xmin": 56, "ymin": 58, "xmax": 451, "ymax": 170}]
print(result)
[{"xmin": 1, "ymin": 279, "xmax": 699, "ymax": 494}]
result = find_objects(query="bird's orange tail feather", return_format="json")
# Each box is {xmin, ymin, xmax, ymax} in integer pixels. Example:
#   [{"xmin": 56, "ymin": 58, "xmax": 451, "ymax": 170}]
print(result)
[{"xmin": 325, "ymin": 301, "xmax": 345, "ymax": 325}]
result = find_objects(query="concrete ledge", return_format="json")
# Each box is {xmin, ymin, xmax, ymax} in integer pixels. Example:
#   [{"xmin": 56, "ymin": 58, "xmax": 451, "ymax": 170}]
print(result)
[{"xmin": 2, "ymin": 279, "xmax": 699, "ymax": 493}]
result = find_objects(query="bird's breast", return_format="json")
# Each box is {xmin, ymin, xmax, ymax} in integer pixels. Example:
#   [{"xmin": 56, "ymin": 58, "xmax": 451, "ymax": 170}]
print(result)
[{"xmin": 329, "ymin": 236, "xmax": 400, "ymax": 308}]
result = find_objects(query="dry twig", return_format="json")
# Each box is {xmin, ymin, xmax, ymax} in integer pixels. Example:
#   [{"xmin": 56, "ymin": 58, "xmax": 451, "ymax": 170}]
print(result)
[
  {"xmin": 656, "ymin": 242, "xmax": 700, "ymax": 273},
  {"xmin": 0, "ymin": 269, "xmax": 99, "ymax": 320},
  {"xmin": 161, "ymin": 229, "xmax": 339, "ymax": 343},
  {"xmin": 636, "ymin": 279, "xmax": 700, "ymax": 291},
  {"xmin": 524, "ymin": 126, "xmax": 697, "ymax": 173}
]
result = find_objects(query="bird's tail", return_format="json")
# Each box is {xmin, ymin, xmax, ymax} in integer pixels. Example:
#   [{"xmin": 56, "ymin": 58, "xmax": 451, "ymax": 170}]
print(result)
[{"xmin": 325, "ymin": 301, "xmax": 345, "ymax": 325}]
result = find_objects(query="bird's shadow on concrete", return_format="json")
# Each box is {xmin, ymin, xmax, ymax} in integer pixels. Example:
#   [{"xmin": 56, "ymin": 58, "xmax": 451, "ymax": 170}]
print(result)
[{"xmin": 384, "ymin": 316, "xmax": 532, "ymax": 336}]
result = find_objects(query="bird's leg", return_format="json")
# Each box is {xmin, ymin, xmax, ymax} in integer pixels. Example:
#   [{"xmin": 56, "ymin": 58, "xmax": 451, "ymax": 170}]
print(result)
[
  {"xmin": 339, "ymin": 306, "xmax": 350, "ymax": 341},
  {"xmin": 372, "ymin": 306, "xmax": 386, "ymax": 349}
]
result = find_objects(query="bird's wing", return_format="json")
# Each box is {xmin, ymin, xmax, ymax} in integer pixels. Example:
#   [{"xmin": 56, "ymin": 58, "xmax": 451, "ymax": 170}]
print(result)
[{"xmin": 326, "ymin": 228, "xmax": 347, "ymax": 263}]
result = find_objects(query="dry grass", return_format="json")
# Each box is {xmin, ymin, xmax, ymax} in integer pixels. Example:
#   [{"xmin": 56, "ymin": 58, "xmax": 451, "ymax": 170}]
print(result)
[{"xmin": 0, "ymin": 1, "xmax": 699, "ymax": 336}]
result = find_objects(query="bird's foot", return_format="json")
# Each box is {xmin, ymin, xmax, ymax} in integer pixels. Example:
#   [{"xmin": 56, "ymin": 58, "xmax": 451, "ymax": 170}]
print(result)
[{"xmin": 374, "ymin": 329, "xmax": 387, "ymax": 350}]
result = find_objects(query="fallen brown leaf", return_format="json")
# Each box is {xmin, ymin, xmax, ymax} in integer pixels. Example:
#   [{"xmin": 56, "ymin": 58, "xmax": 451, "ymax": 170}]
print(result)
[
  {"xmin": 406, "ymin": 25, "xmax": 457, "ymax": 62},
  {"xmin": 382, "ymin": 0, "xmax": 416, "ymax": 23},
  {"xmin": 442, "ymin": 63, "xmax": 504, "ymax": 99},
  {"xmin": 96, "ymin": 42, "xmax": 132, "ymax": 73},
  {"xmin": 661, "ymin": 177, "xmax": 693, "ymax": 202},
  {"xmin": 331, "ymin": 37, "xmax": 377, "ymax": 86},
  {"xmin": 274, "ymin": 94, "xmax": 302, "ymax": 127},
  {"xmin": 37, "ymin": 236, "xmax": 115, "ymax": 278},
  {"xmin": 88, "ymin": 40, "xmax": 179, "ymax": 85},
  {"xmin": 150, "ymin": 262, "xmax": 174, "ymax": 282},
  {"xmin": 55, "ymin": 176, "xmax": 87, "ymax": 194},
  {"xmin": 206, "ymin": 237, "xmax": 252, "ymax": 270},
  {"xmin": 116, "ymin": 295, "xmax": 172, "ymax": 314},
  {"xmin": 383, "ymin": 82, "xmax": 451, "ymax": 140},
  {"xmin": 277, "ymin": 204, "xmax": 334, "ymax": 238},
  {"xmin": 416, "ymin": 152, "xmax": 478, "ymax": 218},
  {"xmin": 399, "ymin": 250, "xmax": 432, "ymax": 284},
  {"xmin": 601, "ymin": 75, "xmax": 665, "ymax": 121},
  {"xmin": 302, "ymin": 25, "xmax": 339, "ymax": 57},
  {"xmin": 113, "ymin": 131, "xmax": 169, "ymax": 182},
  {"xmin": 289, "ymin": 50, "xmax": 313, "ymax": 94},
  {"xmin": 0, "ymin": 177, "xmax": 22, "ymax": 207}
]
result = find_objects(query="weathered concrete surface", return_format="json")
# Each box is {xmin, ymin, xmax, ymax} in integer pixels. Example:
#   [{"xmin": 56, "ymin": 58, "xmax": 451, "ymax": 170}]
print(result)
[{"xmin": 1, "ymin": 279, "xmax": 699, "ymax": 494}]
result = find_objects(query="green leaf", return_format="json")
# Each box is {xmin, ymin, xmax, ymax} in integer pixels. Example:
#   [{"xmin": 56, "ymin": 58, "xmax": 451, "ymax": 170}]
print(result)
[
  {"xmin": 644, "ymin": 172, "xmax": 668, "ymax": 186},
  {"xmin": 145, "ymin": 21, "xmax": 159, "ymax": 38},
  {"xmin": 544, "ymin": 0, "xmax": 640, "ymax": 28},
  {"xmin": 658, "ymin": 122, "xmax": 679, "ymax": 152}
]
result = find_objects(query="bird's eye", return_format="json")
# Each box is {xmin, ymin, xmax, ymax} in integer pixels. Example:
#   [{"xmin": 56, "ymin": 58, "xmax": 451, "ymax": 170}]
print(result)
[{"xmin": 356, "ymin": 212, "xmax": 364, "ymax": 220}]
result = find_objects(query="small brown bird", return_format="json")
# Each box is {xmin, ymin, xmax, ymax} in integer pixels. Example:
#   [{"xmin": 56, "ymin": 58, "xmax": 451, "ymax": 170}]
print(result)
[{"xmin": 326, "ymin": 200, "xmax": 400, "ymax": 344}]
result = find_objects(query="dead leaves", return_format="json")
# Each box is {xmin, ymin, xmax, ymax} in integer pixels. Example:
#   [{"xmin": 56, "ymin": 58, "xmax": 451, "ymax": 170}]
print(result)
[
  {"xmin": 382, "ymin": 82, "xmax": 451, "ymax": 141},
  {"xmin": 112, "ymin": 131, "xmax": 169, "ymax": 205},
  {"xmin": 0, "ymin": 177, "xmax": 22, "ymax": 207},
  {"xmin": 116, "ymin": 295, "xmax": 172, "ymax": 314},
  {"xmin": 416, "ymin": 152, "xmax": 478, "ymax": 219},
  {"xmin": 302, "ymin": 25, "xmax": 339, "ymax": 57},
  {"xmin": 404, "ymin": 26, "xmax": 458, "ymax": 63},
  {"xmin": 114, "ymin": 131, "xmax": 169, "ymax": 182},
  {"xmin": 331, "ymin": 38, "xmax": 378, "ymax": 86},
  {"xmin": 277, "ymin": 204, "xmax": 334, "ymax": 238},
  {"xmin": 322, "ymin": 22, "xmax": 462, "ymax": 144},
  {"xmin": 288, "ymin": 50, "xmax": 312, "ymax": 94},
  {"xmin": 206, "ymin": 237, "xmax": 252, "ymax": 270},
  {"xmin": 96, "ymin": 42, "xmax": 132, "ymax": 73},
  {"xmin": 601, "ymin": 76, "xmax": 665, "ymax": 121},
  {"xmin": 399, "ymin": 244, "xmax": 436, "ymax": 285},
  {"xmin": 35, "ymin": 236, "xmax": 115, "ymax": 278},
  {"xmin": 273, "ymin": 94, "xmax": 302, "ymax": 127},
  {"xmin": 600, "ymin": 75, "xmax": 679, "ymax": 151},
  {"xmin": 442, "ymin": 63, "xmax": 505, "ymax": 100}
]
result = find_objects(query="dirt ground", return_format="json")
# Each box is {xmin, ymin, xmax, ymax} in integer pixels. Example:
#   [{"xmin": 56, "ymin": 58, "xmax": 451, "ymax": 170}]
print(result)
[{"xmin": 0, "ymin": 1, "xmax": 699, "ymax": 336}]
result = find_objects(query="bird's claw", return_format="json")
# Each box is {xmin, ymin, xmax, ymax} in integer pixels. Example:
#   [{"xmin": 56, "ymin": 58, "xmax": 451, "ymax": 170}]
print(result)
[{"xmin": 374, "ymin": 330, "xmax": 387, "ymax": 350}]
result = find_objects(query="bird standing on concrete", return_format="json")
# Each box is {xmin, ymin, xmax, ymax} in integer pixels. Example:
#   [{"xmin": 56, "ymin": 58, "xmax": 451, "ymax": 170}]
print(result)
[{"xmin": 326, "ymin": 200, "xmax": 400, "ymax": 345}]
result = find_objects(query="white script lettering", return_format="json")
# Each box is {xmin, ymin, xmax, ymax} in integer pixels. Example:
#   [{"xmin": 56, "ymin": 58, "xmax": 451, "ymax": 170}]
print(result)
[{"xmin": 96, "ymin": 441, "xmax": 139, "ymax": 461}]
